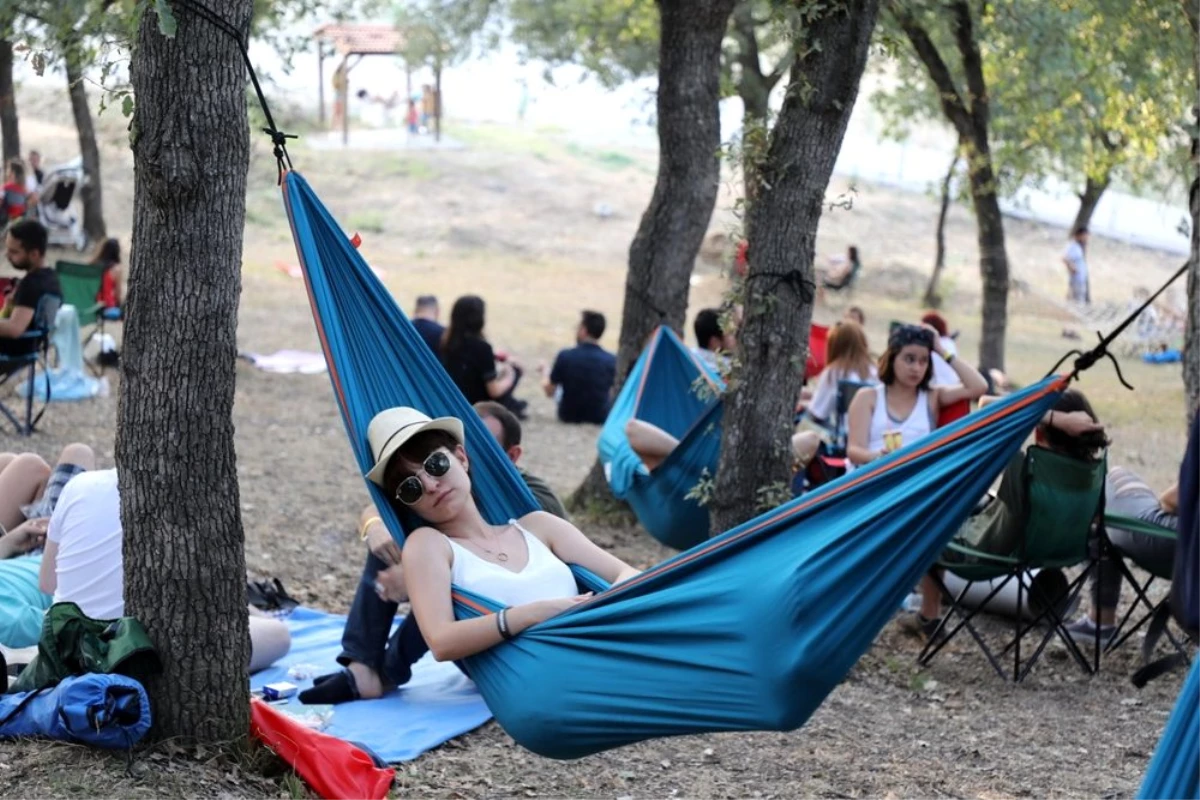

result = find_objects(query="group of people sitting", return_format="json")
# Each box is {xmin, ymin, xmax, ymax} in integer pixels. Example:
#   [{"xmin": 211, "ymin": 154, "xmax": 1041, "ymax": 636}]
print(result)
[
  {"xmin": 0, "ymin": 442, "xmax": 291, "ymax": 678},
  {"xmin": 410, "ymin": 294, "xmax": 617, "ymax": 426}
]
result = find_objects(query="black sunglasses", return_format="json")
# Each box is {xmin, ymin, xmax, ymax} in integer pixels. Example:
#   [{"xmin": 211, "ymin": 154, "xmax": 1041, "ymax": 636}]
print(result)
[{"xmin": 395, "ymin": 450, "xmax": 452, "ymax": 505}]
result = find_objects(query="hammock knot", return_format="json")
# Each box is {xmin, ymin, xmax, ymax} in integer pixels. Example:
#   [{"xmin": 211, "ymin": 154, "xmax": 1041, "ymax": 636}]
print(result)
[
  {"xmin": 746, "ymin": 269, "xmax": 815, "ymax": 304},
  {"xmin": 262, "ymin": 128, "xmax": 297, "ymax": 183}
]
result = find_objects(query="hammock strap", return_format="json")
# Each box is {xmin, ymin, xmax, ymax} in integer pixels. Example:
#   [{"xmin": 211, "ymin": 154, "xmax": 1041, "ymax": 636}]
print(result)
[
  {"xmin": 165, "ymin": 0, "xmax": 296, "ymax": 182},
  {"xmin": 1048, "ymin": 260, "xmax": 1190, "ymax": 387}
]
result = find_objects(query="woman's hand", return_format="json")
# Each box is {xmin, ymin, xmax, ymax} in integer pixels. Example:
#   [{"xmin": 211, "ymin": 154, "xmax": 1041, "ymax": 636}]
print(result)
[
  {"xmin": 921, "ymin": 323, "xmax": 946, "ymax": 357},
  {"xmin": 375, "ymin": 564, "xmax": 408, "ymax": 603},
  {"xmin": 515, "ymin": 593, "xmax": 593, "ymax": 629},
  {"xmin": 1049, "ymin": 410, "xmax": 1104, "ymax": 437},
  {"xmin": 365, "ymin": 523, "xmax": 403, "ymax": 567}
]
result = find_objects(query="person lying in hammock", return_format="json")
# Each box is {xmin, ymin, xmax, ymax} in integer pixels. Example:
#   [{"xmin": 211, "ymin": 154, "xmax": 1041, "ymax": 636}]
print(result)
[
  {"xmin": 899, "ymin": 388, "xmax": 1108, "ymax": 640},
  {"xmin": 845, "ymin": 323, "xmax": 989, "ymax": 469},
  {"xmin": 300, "ymin": 402, "xmax": 571, "ymax": 704},
  {"xmin": 377, "ymin": 407, "xmax": 641, "ymax": 663}
]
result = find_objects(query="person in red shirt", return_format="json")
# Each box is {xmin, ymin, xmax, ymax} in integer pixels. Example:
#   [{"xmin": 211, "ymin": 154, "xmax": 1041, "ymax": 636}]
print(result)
[
  {"xmin": 90, "ymin": 238, "xmax": 122, "ymax": 310},
  {"xmin": 1, "ymin": 160, "xmax": 28, "ymax": 223}
]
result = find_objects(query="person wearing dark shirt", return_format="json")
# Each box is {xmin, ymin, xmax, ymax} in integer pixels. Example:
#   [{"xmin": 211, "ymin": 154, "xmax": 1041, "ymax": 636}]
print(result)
[
  {"xmin": 411, "ymin": 294, "xmax": 444, "ymax": 356},
  {"xmin": 299, "ymin": 400, "xmax": 568, "ymax": 705},
  {"xmin": 541, "ymin": 310, "xmax": 616, "ymax": 424},
  {"xmin": 440, "ymin": 294, "xmax": 527, "ymax": 418},
  {"xmin": 1, "ymin": 220, "xmax": 60, "ymax": 363}
]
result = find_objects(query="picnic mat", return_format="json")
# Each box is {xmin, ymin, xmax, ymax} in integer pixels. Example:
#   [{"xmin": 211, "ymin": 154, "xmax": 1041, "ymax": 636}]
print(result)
[{"xmin": 250, "ymin": 607, "xmax": 493, "ymax": 763}]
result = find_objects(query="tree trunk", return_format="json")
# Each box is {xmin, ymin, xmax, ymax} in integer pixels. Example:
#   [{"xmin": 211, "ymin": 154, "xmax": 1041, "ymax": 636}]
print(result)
[
  {"xmin": 0, "ymin": 38, "xmax": 18, "ymax": 162},
  {"xmin": 923, "ymin": 149, "xmax": 959, "ymax": 308},
  {"xmin": 891, "ymin": 0, "xmax": 1008, "ymax": 373},
  {"xmin": 571, "ymin": 0, "xmax": 736, "ymax": 507},
  {"xmin": 1184, "ymin": 13, "xmax": 1199, "ymax": 420},
  {"xmin": 711, "ymin": 0, "xmax": 881, "ymax": 533},
  {"xmin": 120, "ymin": 0, "xmax": 252, "ymax": 743},
  {"xmin": 64, "ymin": 49, "xmax": 106, "ymax": 244},
  {"xmin": 965, "ymin": 141, "xmax": 1009, "ymax": 374},
  {"xmin": 1070, "ymin": 172, "xmax": 1109, "ymax": 234}
]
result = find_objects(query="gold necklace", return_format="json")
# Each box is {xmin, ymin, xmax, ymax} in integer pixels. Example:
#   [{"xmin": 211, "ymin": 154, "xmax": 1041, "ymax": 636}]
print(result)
[{"xmin": 471, "ymin": 528, "xmax": 510, "ymax": 562}]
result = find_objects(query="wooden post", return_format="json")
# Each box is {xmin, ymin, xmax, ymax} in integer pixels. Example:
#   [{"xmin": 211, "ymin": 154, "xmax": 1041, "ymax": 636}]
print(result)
[
  {"xmin": 341, "ymin": 55, "xmax": 350, "ymax": 147},
  {"xmin": 317, "ymin": 44, "xmax": 325, "ymax": 128}
]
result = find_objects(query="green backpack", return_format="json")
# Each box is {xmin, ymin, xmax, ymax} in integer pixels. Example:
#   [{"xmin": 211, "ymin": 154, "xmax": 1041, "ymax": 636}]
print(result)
[{"xmin": 9, "ymin": 601, "xmax": 161, "ymax": 694}]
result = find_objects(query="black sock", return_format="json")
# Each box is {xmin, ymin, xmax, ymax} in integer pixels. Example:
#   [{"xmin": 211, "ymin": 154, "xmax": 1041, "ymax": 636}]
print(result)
[{"xmin": 298, "ymin": 669, "xmax": 359, "ymax": 704}]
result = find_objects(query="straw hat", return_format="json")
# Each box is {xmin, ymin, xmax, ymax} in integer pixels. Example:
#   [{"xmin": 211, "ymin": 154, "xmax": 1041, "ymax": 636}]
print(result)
[{"xmin": 365, "ymin": 407, "xmax": 464, "ymax": 487}]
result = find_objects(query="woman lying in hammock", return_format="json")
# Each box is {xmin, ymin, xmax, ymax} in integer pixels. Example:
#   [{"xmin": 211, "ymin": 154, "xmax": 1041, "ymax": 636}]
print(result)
[{"xmin": 365, "ymin": 408, "xmax": 641, "ymax": 662}]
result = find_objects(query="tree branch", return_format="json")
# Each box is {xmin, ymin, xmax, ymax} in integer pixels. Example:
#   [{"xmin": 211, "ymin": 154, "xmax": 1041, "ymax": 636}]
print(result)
[
  {"xmin": 950, "ymin": 0, "xmax": 988, "ymax": 141},
  {"xmin": 887, "ymin": 0, "xmax": 973, "ymax": 137}
]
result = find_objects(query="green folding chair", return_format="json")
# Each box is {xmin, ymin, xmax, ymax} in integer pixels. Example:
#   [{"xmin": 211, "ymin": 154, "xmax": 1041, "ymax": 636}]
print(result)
[
  {"xmin": 919, "ymin": 446, "xmax": 1107, "ymax": 681},
  {"xmin": 54, "ymin": 260, "xmax": 120, "ymax": 375},
  {"xmin": 1101, "ymin": 514, "xmax": 1191, "ymax": 659}
]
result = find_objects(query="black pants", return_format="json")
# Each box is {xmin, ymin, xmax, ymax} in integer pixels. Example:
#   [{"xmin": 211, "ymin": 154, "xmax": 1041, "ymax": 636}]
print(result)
[{"xmin": 337, "ymin": 552, "xmax": 429, "ymax": 686}]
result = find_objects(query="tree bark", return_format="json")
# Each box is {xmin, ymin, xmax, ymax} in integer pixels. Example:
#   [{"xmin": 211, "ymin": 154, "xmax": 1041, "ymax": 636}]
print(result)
[
  {"xmin": 924, "ymin": 148, "xmax": 959, "ymax": 308},
  {"xmin": 890, "ymin": 0, "xmax": 1009, "ymax": 373},
  {"xmin": 711, "ymin": 0, "xmax": 881, "ymax": 533},
  {"xmin": 1181, "ymin": 10, "xmax": 1198, "ymax": 420},
  {"xmin": 120, "ymin": 0, "xmax": 252, "ymax": 743},
  {"xmin": 0, "ymin": 38, "xmax": 18, "ymax": 163},
  {"xmin": 64, "ymin": 47, "xmax": 106, "ymax": 244},
  {"xmin": 1070, "ymin": 172, "xmax": 1109, "ymax": 235},
  {"xmin": 571, "ymin": 0, "xmax": 736, "ymax": 507},
  {"xmin": 965, "ymin": 138, "xmax": 1009, "ymax": 373}
]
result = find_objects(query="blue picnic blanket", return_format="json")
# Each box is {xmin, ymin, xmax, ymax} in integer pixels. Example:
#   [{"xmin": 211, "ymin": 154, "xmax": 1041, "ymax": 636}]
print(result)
[{"xmin": 250, "ymin": 607, "xmax": 492, "ymax": 763}]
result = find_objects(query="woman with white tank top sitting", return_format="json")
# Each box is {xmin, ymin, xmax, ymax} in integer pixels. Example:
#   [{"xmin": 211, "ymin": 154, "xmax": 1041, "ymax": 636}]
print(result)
[
  {"xmin": 364, "ymin": 408, "xmax": 641, "ymax": 664},
  {"xmin": 846, "ymin": 324, "xmax": 987, "ymax": 470}
]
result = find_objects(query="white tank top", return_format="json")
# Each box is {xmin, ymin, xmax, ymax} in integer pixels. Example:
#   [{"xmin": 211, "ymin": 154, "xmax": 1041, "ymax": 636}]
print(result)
[
  {"xmin": 866, "ymin": 383, "xmax": 934, "ymax": 455},
  {"xmin": 446, "ymin": 519, "xmax": 579, "ymax": 607}
]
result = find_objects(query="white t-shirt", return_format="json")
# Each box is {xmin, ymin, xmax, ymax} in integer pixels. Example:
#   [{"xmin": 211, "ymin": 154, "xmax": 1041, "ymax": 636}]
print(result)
[
  {"xmin": 24, "ymin": 173, "xmax": 40, "ymax": 195},
  {"xmin": 47, "ymin": 469, "xmax": 124, "ymax": 620},
  {"xmin": 1063, "ymin": 240, "xmax": 1088, "ymax": 285},
  {"xmin": 808, "ymin": 365, "xmax": 877, "ymax": 423}
]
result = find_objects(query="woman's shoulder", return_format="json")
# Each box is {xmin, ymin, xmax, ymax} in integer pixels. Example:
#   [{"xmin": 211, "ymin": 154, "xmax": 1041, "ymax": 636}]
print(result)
[
  {"xmin": 514, "ymin": 510, "xmax": 572, "ymax": 541},
  {"xmin": 405, "ymin": 526, "xmax": 453, "ymax": 561}
]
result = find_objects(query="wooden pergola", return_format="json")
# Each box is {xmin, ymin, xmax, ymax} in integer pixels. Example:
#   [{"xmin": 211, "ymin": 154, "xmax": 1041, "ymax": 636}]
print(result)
[{"xmin": 314, "ymin": 23, "xmax": 436, "ymax": 145}]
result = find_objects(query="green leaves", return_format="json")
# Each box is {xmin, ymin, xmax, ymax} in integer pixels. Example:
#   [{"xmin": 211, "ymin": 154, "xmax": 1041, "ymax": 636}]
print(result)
[{"xmin": 154, "ymin": 0, "xmax": 177, "ymax": 37}]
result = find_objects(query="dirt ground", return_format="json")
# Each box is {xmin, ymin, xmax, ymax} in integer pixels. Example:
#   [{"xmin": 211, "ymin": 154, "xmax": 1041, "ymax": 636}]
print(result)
[{"xmin": 0, "ymin": 87, "xmax": 1193, "ymax": 798}]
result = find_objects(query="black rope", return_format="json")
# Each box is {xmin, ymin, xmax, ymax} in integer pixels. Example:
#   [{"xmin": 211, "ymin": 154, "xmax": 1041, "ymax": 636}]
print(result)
[
  {"xmin": 1046, "ymin": 260, "xmax": 1190, "ymax": 387},
  {"xmin": 168, "ymin": 0, "xmax": 296, "ymax": 182},
  {"xmin": 745, "ymin": 268, "xmax": 815, "ymax": 304}
]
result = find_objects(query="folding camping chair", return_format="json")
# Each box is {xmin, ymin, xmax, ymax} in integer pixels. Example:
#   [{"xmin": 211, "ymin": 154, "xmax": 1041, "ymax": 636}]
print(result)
[
  {"xmin": 802, "ymin": 380, "xmax": 874, "ymax": 491},
  {"xmin": 1100, "ymin": 514, "xmax": 1192, "ymax": 660},
  {"xmin": 919, "ymin": 446, "xmax": 1107, "ymax": 681},
  {"xmin": 55, "ymin": 260, "xmax": 120, "ymax": 375},
  {"xmin": 0, "ymin": 293, "xmax": 62, "ymax": 435}
]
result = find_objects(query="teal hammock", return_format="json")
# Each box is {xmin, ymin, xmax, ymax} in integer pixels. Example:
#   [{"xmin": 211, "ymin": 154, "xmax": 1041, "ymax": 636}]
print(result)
[
  {"xmin": 598, "ymin": 326, "xmax": 724, "ymax": 550},
  {"xmin": 282, "ymin": 170, "xmax": 1067, "ymax": 759}
]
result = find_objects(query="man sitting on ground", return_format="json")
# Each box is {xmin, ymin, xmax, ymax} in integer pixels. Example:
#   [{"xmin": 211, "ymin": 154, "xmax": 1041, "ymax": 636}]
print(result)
[
  {"xmin": 0, "ymin": 443, "xmax": 93, "ymax": 649},
  {"xmin": 300, "ymin": 401, "xmax": 568, "ymax": 704},
  {"xmin": 540, "ymin": 310, "xmax": 616, "ymax": 425},
  {"xmin": 411, "ymin": 294, "xmax": 444, "ymax": 356},
  {"xmin": 1, "ymin": 221, "xmax": 60, "ymax": 367}
]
